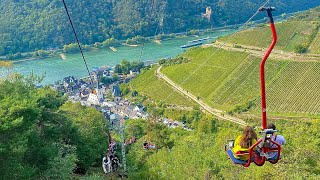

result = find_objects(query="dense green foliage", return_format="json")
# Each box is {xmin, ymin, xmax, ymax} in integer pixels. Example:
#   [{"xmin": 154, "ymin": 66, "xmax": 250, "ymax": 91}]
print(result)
[
  {"xmin": 158, "ymin": 56, "xmax": 190, "ymax": 66},
  {"xmin": 0, "ymin": 76, "xmax": 108, "ymax": 179},
  {"xmin": 114, "ymin": 60, "xmax": 145, "ymax": 75},
  {"xmin": 0, "ymin": 0, "xmax": 319, "ymax": 55},
  {"xmin": 1, "ymin": 75, "xmax": 319, "ymax": 179},
  {"xmin": 123, "ymin": 118, "xmax": 320, "ymax": 179}
]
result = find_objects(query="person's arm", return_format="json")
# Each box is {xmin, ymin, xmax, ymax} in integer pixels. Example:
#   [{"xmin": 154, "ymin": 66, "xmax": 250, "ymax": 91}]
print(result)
[{"xmin": 280, "ymin": 135, "xmax": 286, "ymax": 145}]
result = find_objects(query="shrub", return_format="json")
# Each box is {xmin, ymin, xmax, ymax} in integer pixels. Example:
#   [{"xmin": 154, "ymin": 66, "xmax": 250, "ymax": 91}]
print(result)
[{"xmin": 294, "ymin": 44, "xmax": 307, "ymax": 53}]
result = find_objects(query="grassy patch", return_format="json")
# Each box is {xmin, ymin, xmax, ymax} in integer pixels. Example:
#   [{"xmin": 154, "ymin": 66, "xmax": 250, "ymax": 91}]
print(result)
[{"xmin": 309, "ymin": 29, "xmax": 320, "ymax": 54}]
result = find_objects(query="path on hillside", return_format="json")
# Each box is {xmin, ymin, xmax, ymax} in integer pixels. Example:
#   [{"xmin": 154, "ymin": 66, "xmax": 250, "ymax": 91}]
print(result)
[
  {"xmin": 156, "ymin": 66, "xmax": 247, "ymax": 126},
  {"xmin": 204, "ymin": 41, "xmax": 320, "ymax": 62}
]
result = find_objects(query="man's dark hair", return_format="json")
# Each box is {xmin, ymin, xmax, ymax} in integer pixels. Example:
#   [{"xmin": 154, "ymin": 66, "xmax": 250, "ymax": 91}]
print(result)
[{"xmin": 267, "ymin": 123, "xmax": 276, "ymax": 130}]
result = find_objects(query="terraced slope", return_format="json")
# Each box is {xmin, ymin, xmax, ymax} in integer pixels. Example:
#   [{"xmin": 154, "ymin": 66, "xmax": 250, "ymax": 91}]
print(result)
[
  {"xmin": 262, "ymin": 61, "xmax": 320, "ymax": 115},
  {"xmin": 218, "ymin": 6, "xmax": 320, "ymax": 54},
  {"xmin": 309, "ymin": 30, "xmax": 320, "ymax": 54},
  {"xmin": 219, "ymin": 21, "xmax": 319, "ymax": 53},
  {"xmin": 161, "ymin": 47, "xmax": 249, "ymax": 100},
  {"xmin": 161, "ymin": 46, "xmax": 320, "ymax": 118}
]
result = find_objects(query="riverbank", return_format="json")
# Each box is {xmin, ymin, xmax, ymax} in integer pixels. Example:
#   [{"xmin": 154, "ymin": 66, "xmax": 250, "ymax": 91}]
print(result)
[
  {"xmin": 0, "ymin": 28, "xmax": 239, "ymax": 85},
  {"xmin": 1, "ymin": 12, "xmax": 295, "ymax": 63},
  {"xmin": 1, "ymin": 27, "xmax": 235, "ymax": 63}
]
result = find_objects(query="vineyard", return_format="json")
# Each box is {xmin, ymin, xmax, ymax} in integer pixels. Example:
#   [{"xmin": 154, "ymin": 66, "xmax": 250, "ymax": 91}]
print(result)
[
  {"xmin": 129, "ymin": 67, "xmax": 193, "ymax": 106},
  {"xmin": 218, "ymin": 21, "xmax": 317, "ymax": 52},
  {"xmin": 210, "ymin": 57, "xmax": 287, "ymax": 111},
  {"xmin": 258, "ymin": 61, "xmax": 320, "ymax": 116},
  {"xmin": 309, "ymin": 32, "xmax": 320, "ymax": 54},
  {"xmin": 160, "ymin": 45, "xmax": 320, "ymax": 118},
  {"xmin": 161, "ymin": 47, "xmax": 248, "ymax": 99}
]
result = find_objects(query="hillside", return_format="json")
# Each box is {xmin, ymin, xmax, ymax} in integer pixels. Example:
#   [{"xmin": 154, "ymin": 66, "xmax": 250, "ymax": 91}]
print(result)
[
  {"xmin": 161, "ymin": 51, "xmax": 320, "ymax": 119},
  {"xmin": 2, "ymin": 3, "xmax": 320, "ymax": 180},
  {"xmin": 218, "ymin": 6, "xmax": 320, "ymax": 54},
  {"xmin": 1, "ymin": 0, "xmax": 320, "ymax": 56},
  {"xmin": 129, "ymin": 6, "xmax": 320, "ymax": 119},
  {"xmin": 1, "ymin": 77, "xmax": 319, "ymax": 179},
  {"xmin": 129, "ymin": 66, "xmax": 194, "ymax": 107}
]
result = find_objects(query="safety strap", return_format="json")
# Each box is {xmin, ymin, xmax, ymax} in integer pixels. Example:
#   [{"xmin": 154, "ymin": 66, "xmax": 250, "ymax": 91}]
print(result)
[{"xmin": 269, "ymin": 135, "xmax": 277, "ymax": 148}]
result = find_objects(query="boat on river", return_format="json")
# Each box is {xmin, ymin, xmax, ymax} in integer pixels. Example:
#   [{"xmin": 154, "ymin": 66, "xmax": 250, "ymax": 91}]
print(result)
[
  {"xmin": 109, "ymin": 46, "xmax": 117, "ymax": 51},
  {"xmin": 60, "ymin": 53, "xmax": 67, "ymax": 60},
  {"xmin": 181, "ymin": 37, "xmax": 209, "ymax": 49}
]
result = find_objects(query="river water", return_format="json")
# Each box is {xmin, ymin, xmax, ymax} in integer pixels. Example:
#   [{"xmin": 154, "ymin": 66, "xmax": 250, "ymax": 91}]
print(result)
[{"xmin": 3, "ymin": 30, "xmax": 234, "ymax": 84}]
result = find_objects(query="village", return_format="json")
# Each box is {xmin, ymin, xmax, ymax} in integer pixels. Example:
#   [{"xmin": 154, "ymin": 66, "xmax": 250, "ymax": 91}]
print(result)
[{"xmin": 50, "ymin": 61, "xmax": 191, "ymax": 131}]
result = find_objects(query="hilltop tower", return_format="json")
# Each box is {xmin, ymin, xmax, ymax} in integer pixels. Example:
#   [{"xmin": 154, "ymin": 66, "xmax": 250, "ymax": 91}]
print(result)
[{"xmin": 202, "ymin": 7, "xmax": 212, "ymax": 21}]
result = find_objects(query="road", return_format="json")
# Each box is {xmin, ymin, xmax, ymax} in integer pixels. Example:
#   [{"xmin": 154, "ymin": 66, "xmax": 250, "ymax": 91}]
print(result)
[
  {"xmin": 205, "ymin": 41, "xmax": 320, "ymax": 62},
  {"xmin": 156, "ymin": 66, "xmax": 247, "ymax": 126}
]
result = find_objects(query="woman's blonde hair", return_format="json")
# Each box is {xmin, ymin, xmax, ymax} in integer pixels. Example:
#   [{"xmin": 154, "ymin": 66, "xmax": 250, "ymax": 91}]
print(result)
[{"xmin": 240, "ymin": 126, "xmax": 257, "ymax": 148}]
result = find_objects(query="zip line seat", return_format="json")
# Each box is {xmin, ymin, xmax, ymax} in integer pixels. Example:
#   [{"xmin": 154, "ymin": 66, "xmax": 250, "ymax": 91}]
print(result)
[
  {"xmin": 225, "ymin": 140, "xmax": 256, "ymax": 165},
  {"xmin": 226, "ymin": 149, "xmax": 251, "ymax": 165},
  {"xmin": 225, "ymin": 128, "xmax": 282, "ymax": 167}
]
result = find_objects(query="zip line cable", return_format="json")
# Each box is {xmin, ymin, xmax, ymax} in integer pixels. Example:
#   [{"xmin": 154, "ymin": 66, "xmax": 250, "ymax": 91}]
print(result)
[
  {"xmin": 161, "ymin": 0, "xmax": 271, "ymax": 103},
  {"xmin": 61, "ymin": 0, "xmax": 94, "ymax": 86}
]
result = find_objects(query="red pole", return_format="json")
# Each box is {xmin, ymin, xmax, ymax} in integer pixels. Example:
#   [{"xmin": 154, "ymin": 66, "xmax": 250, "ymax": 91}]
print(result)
[{"xmin": 259, "ymin": 7, "xmax": 277, "ymax": 130}]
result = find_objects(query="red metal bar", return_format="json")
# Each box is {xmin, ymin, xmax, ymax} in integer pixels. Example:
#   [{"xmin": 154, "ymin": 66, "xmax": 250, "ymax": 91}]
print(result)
[
  {"xmin": 244, "ymin": 139, "xmax": 263, "ymax": 167},
  {"xmin": 260, "ymin": 10, "xmax": 277, "ymax": 130},
  {"xmin": 269, "ymin": 139, "xmax": 282, "ymax": 161}
]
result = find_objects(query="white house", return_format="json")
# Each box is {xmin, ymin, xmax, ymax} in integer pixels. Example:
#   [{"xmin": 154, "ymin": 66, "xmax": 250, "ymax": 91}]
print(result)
[
  {"xmin": 87, "ymin": 88, "xmax": 104, "ymax": 105},
  {"xmin": 134, "ymin": 104, "xmax": 144, "ymax": 112}
]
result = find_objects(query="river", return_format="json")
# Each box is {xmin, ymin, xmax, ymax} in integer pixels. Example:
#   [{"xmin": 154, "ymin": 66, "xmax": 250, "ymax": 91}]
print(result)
[{"xmin": 2, "ymin": 30, "xmax": 234, "ymax": 84}]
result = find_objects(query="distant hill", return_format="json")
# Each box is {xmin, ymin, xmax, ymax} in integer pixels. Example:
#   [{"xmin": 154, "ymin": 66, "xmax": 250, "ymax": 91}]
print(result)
[
  {"xmin": 0, "ymin": 0, "xmax": 319, "ymax": 55},
  {"xmin": 130, "ymin": 6, "xmax": 320, "ymax": 119}
]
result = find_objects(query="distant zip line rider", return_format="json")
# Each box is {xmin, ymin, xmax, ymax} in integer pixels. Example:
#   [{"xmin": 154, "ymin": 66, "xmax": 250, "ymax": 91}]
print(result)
[
  {"xmin": 143, "ymin": 140, "xmax": 149, "ymax": 149},
  {"xmin": 232, "ymin": 126, "xmax": 258, "ymax": 160},
  {"xmin": 102, "ymin": 154, "xmax": 111, "ymax": 173}
]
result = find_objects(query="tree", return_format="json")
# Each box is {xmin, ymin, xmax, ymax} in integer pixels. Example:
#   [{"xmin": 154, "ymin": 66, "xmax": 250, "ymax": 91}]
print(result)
[
  {"xmin": 42, "ymin": 145, "xmax": 77, "ymax": 180},
  {"xmin": 102, "ymin": 38, "xmax": 119, "ymax": 47},
  {"xmin": 99, "ymin": 76, "xmax": 113, "ymax": 85},
  {"xmin": 121, "ymin": 59, "xmax": 131, "ymax": 74},
  {"xmin": 0, "ymin": 76, "xmax": 109, "ymax": 178},
  {"xmin": 0, "ymin": 0, "xmax": 318, "ymax": 55},
  {"xmin": 63, "ymin": 43, "xmax": 79, "ymax": 53},
  {"xmin": 0, "ymin": 77, "xmax": 76, "ymax": 178},
  {"xmin": 112, "ymin": 74, "xmax": 120, "ymax": 82},
  {"xmin": 294, "ymin": 44, "xmax": 307, "ymax": 53},
  {"xmin": 59, "ymin": 102, "xmax": 109, "ymax": 172},
  {"xmin": 114, "ymin": 64, "xmax": 122, "ymax": 74}
]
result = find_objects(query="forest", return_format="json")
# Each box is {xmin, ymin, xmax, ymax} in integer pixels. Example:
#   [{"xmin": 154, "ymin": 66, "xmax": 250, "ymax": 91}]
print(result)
[
  {"xmin": 0, "ymin": 75, "xmax": 109, "ymax": 179},
  {"xmin": 0, "ymin": 0, "xmax": 320, "ymax": 56}
]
